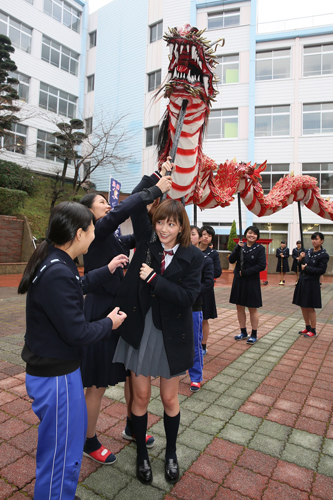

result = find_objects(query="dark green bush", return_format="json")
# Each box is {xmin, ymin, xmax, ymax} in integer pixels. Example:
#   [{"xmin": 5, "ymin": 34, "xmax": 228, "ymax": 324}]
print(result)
[
  {"xmin": 0, "ymin": 160, "xmax": 36, "ymax": 195},
  {"xmin": 0, "ymin": 186, "xmax": 27, "ymax": 215},
  {"xmin": 227, "ymin": 220, "xmax": 238, "ymax": 252}
]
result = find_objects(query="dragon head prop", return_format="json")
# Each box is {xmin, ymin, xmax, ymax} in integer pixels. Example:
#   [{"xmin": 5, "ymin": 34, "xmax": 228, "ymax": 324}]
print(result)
[{"xmin": 163, "ymin": 24, "xmax": 224, "ymax": 104}]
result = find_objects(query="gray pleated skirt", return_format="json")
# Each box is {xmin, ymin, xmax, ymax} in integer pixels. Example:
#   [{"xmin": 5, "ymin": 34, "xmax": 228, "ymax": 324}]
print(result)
[{"xmin": 113, "ymin": 308, "xmax": 185, "ymax": 379}]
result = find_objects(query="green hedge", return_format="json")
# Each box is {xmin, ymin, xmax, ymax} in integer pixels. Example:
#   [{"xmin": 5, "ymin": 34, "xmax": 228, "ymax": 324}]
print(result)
[
  {"xmin": 0, "ymin": 160, "xmax": 36, "ymax": 195},
  {"xmin": 0, "ymin": 186, "xmax": 27, "ymax": 215}
]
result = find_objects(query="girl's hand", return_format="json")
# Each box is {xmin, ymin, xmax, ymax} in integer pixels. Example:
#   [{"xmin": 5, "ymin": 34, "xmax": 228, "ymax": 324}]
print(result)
[
  {"xmin": 161, "ymin": 156, "xmax": 175, "ymax": 176},
  {"xmin": 108, "ymin": 254, "xmax": 129, "ymax": 274},
  {"xmin": 140, "ymin": 263, "xmax": 153, "ymax": 280},
  {"xmin": 156, "ymin": 176, "xmax": 172, "ymax": 194},
  {"xmin": 108, "ymin": 307, "xmax": 127, "ymax": 329},
  {"xmin": 301, "ymin": 263, "xmax": 307, "ymax": 271},
  {"xmin": 238, "ymin": 242, "xmax": 244, "ymax": 248}
]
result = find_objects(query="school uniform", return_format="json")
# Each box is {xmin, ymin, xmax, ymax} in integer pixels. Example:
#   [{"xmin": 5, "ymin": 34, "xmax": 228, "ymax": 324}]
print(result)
[
  {"xmin": 189, "ymin": 255, "xmax": 214, "ymax": 383},
  {"xmin": 293, "ymin": 248, "xmax": 329, "ymax": 308},
  {"xmin": 80, "ymin": 186, "xmax": 162, "ymax": 388},
  {"xmin": 113, "ymin": 206, "xmax": 204, "ymax": 378},
  {"xmin": 22, "ymin": 246, "xmax": 117, "ymax": 500},
  {"xmin": 201, "ymin": 247, "xmax": 221, "ymax": 320},
  {"xmin": 276, "ymin": 247, "xmax": 290, "ymax": 273},
  {"xmin": 291, "ymin": 246, "xmax": 304, "ymax": 273},
  {"xmin": 229, "ymin": 243, "xmax": 266, "ymax": 308}
]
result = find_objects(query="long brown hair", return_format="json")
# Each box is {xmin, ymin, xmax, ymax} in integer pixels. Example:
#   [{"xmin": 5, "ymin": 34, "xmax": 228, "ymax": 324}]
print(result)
[{"xmin": 152, "ymin": 199, "xmax": 191, "ymax": 247}]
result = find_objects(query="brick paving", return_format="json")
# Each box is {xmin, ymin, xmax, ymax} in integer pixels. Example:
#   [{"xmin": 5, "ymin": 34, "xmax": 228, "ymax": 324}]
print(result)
[{"xmin": 0, "ymin": 273, "xmax": 332, "ymax": 499}]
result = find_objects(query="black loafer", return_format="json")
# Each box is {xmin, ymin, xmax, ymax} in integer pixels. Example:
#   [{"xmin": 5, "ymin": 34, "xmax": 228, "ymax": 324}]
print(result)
[
  {"xmin": 165, "ymin": 458, "xmax": 179, "ymax": 483},
  {"xmin": 137, "ymin": 459, "xmax": 152, "ymax": 485}
]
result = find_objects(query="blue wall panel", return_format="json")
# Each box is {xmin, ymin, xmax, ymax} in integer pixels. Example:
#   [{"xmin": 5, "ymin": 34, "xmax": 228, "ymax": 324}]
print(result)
[{"xmin": 92, "ymin": 0, "xmax": 149, "ymax": 193}]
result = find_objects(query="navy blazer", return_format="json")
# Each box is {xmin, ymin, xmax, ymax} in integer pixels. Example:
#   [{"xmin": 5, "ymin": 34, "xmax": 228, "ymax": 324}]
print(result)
[
  {"xmin": 300, "ymin": 248, "xmax": 329, "ymax": 281},
  {"xmin": 24, "ymin": 247, "xmax": 115, "ymax": 363},
  {"xmin": 114, "ymin": 206, "xmax": 204, "ymax": 376},
  {"xmin": 229, "ymin": 243, "xmax": 266, "ymax": 279},
  {"xmin": 202, "ymin": 247, "xmax": 222, "ymax": 279}
]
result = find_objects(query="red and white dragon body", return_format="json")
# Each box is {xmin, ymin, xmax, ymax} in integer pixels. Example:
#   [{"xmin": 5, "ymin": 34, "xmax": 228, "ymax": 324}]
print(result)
[{"xmin": 155, "ymin": 24, "xmax": 333, "ymax": 221}]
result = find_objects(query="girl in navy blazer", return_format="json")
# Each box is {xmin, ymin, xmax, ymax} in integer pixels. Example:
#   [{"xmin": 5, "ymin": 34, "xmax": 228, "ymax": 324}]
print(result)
[
  {"xmin": 113, "ymin": 199, "xmax": 203, "ymax": 485},
  {"xmin": 18, "ymin": 202, "xmax": 128, "ymax": 500},
  {"xmin": 293, "ymin": 231, "xmax": 329, "ymax": 337}
]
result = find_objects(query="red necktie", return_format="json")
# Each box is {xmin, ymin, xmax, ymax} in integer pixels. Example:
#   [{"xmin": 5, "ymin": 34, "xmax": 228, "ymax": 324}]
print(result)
[{"xmin": 161, "ymin": 250, "xmax": 173, "ymax": 274}]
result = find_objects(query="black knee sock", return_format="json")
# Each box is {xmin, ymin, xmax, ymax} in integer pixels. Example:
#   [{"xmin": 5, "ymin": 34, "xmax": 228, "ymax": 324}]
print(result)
[
  {"xmin": 306, "ymin": 324, "xmax": 311, "ymax": 331},
  {"xmin": 84, "ymin": 434, "xmax": 101, "ymax": 453},
  {"xmin": 202, "ymin": 344, "xmax": 206, "ymax": 350},
  {"xmin": 241, "ymin": 327, "xmax": 247, "ymax": 335},
  {"xmin": 310, "ymin": 327, "xmax": 316, "ymax": 335},
  {"xmin": 125, "ymin": 416, "xmax": 133, "ymax": 436},
  {"xmin": 131, "ymin": 412, "xmax": 148, "ymax": 463},
  {"xmin": 251, "ymin": 330, "xmax": 257, "ymax": 339},
  {"xmin": 164, "ymin": 411, "xmax": 180, "ymax": 461}
]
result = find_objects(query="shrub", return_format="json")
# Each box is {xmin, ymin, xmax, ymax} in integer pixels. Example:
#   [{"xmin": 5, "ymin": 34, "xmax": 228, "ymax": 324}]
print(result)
[
  {"xmin": 227, "ymin": 220, "xmax": 238, "ymax": 252},
  {"xmin": 0, "ymin": 160, "xmax": 36, "ymax": 195},
  {"xmin": 0, "ymin": 186, "xmax": 27, "ymax": 215}
]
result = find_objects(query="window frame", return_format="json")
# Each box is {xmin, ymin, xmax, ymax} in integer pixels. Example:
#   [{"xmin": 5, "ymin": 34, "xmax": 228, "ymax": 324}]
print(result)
[
  {"xmin": 36, "ymin": 129, "xmax": 72, "ymax": 164},
  {"xmin": 255, "ymin": 105, "xmax": 291, "ymax": 137},
  {"xmin": 302, "ymin": 163, "xmax": 333, "ymax": 196},
  {"xmin": 39, "ymin": 82, "xmax": 77, "ymax": 118},
  {"xmin": 260, "ymin": 164, "xmax": 290, "ymax": 194},
  {"xmin": 303, "ymin": 102, "xmax": 333, "ymax": 135},
  {"xmin": 147, "ymin": 69, "xmax": 162, "ymax": 92},
  {"xmin": 43, "ymin": 0, "xmax": 81, "ymax": 33},
  {"xmin": 207, "ymin": 9, "xmax": 240, "ymax": 30},
  {"xmin": 145, "ymin": 126, "xmax": 159, "ymax": 147},
  {"xmin": 89, "ymin": 30, "xmax": 97, "ymax": 48},
  {"xmin": 1, "ymin": 124, "xmax": 27, "ymax": 154},
  {"xmin": 255, "ymin": 48, "xmax": 291, "ymax": 81},
  {"xmin": 87, "ymin": 74, "xmax": 95, "ymax": 93},
  {"xmin": 149, "ymin": 20, "xmax": 163, "ymax": 43},
  {"xmin": 303, "ymin": 43, "xmax": 333, "ymax": 77},
  {"xmin": 0, "ymin": 11, "xmax": 32, "ymax": 53},
  {"xmin": 85, "ymin": 117, "xmax": 93, "ymax": 135},
  {"xmin": 8, "ymin": 71, "xmax": 30, "ymax": 102},
  {"xmin": 216, "ymin": 54, "xmax": 239, "ymax": 85},
  {"xmin": 206, "ymin": 108, "xmax": 239, "ymax": 140},
  {"xmin": 41, "ymin": 35, "xmax": 79, "ymax": 76}
]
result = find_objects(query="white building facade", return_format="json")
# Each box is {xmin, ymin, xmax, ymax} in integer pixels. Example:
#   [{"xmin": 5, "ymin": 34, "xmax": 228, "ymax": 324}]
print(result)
[{"xmin": 1, "ymin": 0, "xmax": 333, "ymax": 254}]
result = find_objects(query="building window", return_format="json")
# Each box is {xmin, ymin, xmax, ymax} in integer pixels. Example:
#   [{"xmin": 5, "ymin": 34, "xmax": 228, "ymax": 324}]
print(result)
[
  {"xmin": 255, "ymin": 105, "xmax": 290, "ymax": 137},
  {"xmin": 216, "ymin": 54, "xmax": 239, "ymax": 84},
  {"xmin": 256, "ymin": 49, "xmax": 290, "ymax": 81},
  {"xmin": 87, "ymin": 74, "xmax": 95, "ymax": 92},
  {"xmin": 36, "ymin": 129, "xmax": 72, "ymax": 164},
  {"xmin": 89, "ymin": 30, "xmax": 96, "ymax": 48},
  {"xmin": 8, "ymin": 71, "xmax": 29, "ymax": 102},
  {"xmin": 148, "ymin": 70, "xmax": 161, "ymax": 92},
  {"xmin": 42, "ymin": 35, "xmax": 79, "ymax": 76},
  {"xmin": 43, "ymin": 0, "xmax": 81, "ymax": 33},
  {"xmin": 303, "ymin": 44, "xmax": 333, "ymax": 77},
  {"xmin": 303, "ymin": 103, "xmax": 333, "ymax": 135},
  {"xmin": 207, "ymin": 10, "xmax": 240, "ymax": 30},
  {"xmin": 255, "ymin": 223, "xmax": 289, "ymax": 253},
  {"xmin": 150, "ymin": 20, "xmax": 163, "ymax": 43},
  {"xmin": 146, "ymin": 126, "xmax": 159, "ymax": 147},
  {"xmin": 85, "ymin": 117, "xmax": 93, "ymax": 135},
  {"xmin": 83, "ymin": 162, "xmax": 91, "ymax": 180},
  {"xmin": 206, "ymin": 108, "xmax": 238, "ymax": 139},
  {"xmin": 260, "ymin": 164, "xmax": 290, "ymax": 194},
  {"xmin": 39, "ymin": 82, "xmax": 77, "ymax": 118},
  {"xmin": 1, "ymin": 124, "xmax": 27, "ymax": 154},
  {"xmin": 0, "ymin": 12, "xmax": 32, "ymax": 53},
  {"xmin": 302, "ymin": 163, "xmax": 333, "ymax": 196}
]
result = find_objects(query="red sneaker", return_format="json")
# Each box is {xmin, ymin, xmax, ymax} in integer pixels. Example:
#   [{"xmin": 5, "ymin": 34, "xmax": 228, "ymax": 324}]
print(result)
[
  {"xmin": 122, "ymin": 430, "xmax": 155, "ymax": 448},
  {"xmin": 190, "ymin": 382, "xmax": 201, "ymax": 392},
  {"xmin": 298, "ymin": 329, "xmax": 309, "ymax": 334},
  {"xmin": 83, "ymin": 445, "xmax": 116, "ymax": 464},
  {"xmin": 304, "ymin": 331, "xmax": 317, "ymax": 338}
]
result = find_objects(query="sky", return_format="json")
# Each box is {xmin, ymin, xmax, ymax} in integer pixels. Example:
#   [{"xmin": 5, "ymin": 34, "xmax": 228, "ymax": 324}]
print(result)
[{"xmin": 88, "ymin": 0, "xmax": 333, "ymax": 28}]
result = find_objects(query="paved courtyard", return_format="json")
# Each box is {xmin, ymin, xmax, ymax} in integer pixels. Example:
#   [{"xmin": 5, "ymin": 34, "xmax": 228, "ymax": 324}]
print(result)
[{"xmin": 0, "ymin": 273, "xmax": 333, "ymax": 499}]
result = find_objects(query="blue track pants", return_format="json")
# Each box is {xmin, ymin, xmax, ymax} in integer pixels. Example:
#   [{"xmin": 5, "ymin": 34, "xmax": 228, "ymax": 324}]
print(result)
[
  {"xmin": 188, "ymin": 311, "xmax": 203, "ymax": 383},
  {"xmin": 26, "ymin": 368, "xmax": 87, "ymax": 500}
]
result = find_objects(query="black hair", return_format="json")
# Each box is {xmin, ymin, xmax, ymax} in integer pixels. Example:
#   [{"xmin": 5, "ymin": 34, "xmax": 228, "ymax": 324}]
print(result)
[
  {"xmin": 311, "ymin": 231, "xmax": 324, "ymax": 241},
  {"xmin": 296, "ymin": 240, "xmax": 302, "ymax": 245},
  {"xmin": 80, "ymin": 192, "xmax": 108, "ymax": 209},
  {"xmin": 18, "ymin": 202, "xmax": 94, "ymax": 294},
  {"xmin": 190, "ymin": 225, "xmax": 202, "ymax": 237},
  {"xmin": 201, "ymin": 225, "xmax": 215, "ymax": 239},
  {"xmin": 280, "ymin": 241, "xmax": 286, "ymax": 245},
  {"xmin": 244, "ymin": 225, "xmax": 260, "ymax": 240}
]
